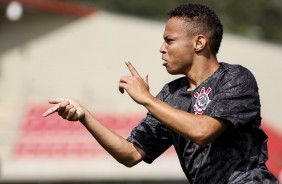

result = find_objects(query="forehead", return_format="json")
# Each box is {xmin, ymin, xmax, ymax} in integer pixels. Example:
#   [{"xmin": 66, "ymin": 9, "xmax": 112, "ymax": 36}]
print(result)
[{"xmin": 163, "ymin": 17, "xmax": 189, "ymax": 37}]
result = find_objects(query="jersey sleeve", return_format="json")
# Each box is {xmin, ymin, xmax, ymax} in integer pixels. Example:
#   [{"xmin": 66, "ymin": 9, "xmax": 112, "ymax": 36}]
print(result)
[
  {"xmin": 204, "ymin": 66, "xmax": 261, "ymax": 129},
  {"xmin": 127, "ymin": 113, "xmax": 172, "ymax": 163},
  {"xmin": 127, "ymin": 85, "xmax": 173, "ymax": 164}
]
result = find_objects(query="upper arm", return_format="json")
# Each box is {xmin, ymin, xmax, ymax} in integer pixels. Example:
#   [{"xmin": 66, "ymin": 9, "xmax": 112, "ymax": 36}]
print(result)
[{"xmin": 204, "ymin": 66, "xmax": 260, "ymax": 130}]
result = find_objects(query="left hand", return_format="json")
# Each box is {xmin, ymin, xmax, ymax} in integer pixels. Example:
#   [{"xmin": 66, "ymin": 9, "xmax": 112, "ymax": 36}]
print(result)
[{"xmin": 119, "ymin": 61, "xmax": 151, "ymax": 105}]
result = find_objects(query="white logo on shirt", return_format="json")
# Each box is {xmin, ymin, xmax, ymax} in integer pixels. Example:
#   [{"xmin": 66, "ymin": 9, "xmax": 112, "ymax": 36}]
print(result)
[{"xmin": 193, "ymin": 87, "xmax": 211, "ymax": 115}]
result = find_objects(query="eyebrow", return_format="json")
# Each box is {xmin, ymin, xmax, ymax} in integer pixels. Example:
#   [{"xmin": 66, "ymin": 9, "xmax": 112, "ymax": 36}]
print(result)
[{"xmin": 163, "ymin": 34, "xmax": 176, "ymax": 40}]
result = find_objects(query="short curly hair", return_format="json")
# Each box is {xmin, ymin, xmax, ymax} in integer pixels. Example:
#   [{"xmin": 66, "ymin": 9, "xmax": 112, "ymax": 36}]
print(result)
[{"xmin": 168, "ymin": 3, "xmax": 223, "ymax": 54}]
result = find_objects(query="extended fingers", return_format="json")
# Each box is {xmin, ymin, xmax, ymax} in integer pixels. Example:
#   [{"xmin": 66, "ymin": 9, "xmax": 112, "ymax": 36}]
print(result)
[
  {"xmin": 42, "ymin": 98, "xmax": 67, "ymax": 117},
  {"xmin": 43, "ymin": 100, "xmax": 70, "ymax": 117},
  {"xmin": 48, "ymin": 98, "xmax": 68, "ymax": 104},
  {"xmin": 42, "ymin": 104, "xmax": 59, "ymax": 117},
  {"xmin": 125, "ymin": 61, "xmax": 141, "ymax": 78},
  {"xmin": 43, "ymin": 98, "xmax": 84, "ymax": 121}
]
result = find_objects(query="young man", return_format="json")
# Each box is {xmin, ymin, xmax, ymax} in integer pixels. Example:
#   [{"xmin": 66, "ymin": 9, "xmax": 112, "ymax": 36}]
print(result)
[{"xmin": 43, "ymin": 3, "xmax": 278, "ymax": 183}]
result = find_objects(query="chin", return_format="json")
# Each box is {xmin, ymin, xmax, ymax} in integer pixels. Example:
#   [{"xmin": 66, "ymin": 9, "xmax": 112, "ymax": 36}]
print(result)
[{"xmin": 166, "ymin": 68, "xmax": 181, "ymax": 75}]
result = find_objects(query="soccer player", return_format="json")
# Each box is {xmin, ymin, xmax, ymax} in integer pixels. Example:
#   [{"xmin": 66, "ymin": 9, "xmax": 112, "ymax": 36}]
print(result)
[{"xmin": 43, "ymin": 3, "xmax": 278, "ymax": 183}]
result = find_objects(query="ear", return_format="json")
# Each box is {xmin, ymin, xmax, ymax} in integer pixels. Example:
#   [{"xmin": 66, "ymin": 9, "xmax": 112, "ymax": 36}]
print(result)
[{"xmin": 194, "ymin": 35, "xmax": 207, "ymax": 52}]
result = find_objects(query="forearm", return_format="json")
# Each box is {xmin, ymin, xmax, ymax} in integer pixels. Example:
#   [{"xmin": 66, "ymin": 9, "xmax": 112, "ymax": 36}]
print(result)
[
  {"xmin": 81, "ymin": 111, "xmax": 145, "ymax": 167},
  {"xmin": 143, "ymin": 95, "xmax": 226, "ymax": 145}
]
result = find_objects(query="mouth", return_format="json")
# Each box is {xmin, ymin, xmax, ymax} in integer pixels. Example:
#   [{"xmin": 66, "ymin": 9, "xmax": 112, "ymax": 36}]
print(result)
[{"xmin": 162, "ymin": 58, "xmax": 168, "ymax": 66}]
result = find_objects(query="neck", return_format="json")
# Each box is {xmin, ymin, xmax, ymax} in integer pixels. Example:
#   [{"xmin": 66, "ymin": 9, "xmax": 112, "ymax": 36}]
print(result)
[{"xmin": 186, "ymin": 56, "xmax": 219, "ymax": 91}]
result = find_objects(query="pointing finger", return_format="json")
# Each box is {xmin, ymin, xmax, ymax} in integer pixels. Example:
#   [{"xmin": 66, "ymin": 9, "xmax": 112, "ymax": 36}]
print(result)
[
  {"xmin": 125, "ymin": 60, "xmax": 141, "ymax": 78},
  {"xmin": 48, "ymin": 98, "xmax": 68, "ymax": 104},
  {"xmin": 42, "ymin": 104, "xmax": 60, "ymax": 117}
]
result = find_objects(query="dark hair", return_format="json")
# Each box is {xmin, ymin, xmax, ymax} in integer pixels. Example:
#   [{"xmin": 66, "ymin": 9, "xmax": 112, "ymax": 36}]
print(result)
[{"xmin": 168, "ymin": 3, "xmax": 223, "ymax": 54}]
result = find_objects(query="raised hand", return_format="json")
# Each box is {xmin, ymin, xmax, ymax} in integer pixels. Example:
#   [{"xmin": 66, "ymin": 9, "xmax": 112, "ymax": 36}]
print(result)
[
  {"xmin": 119, "ymin": 61, "xmax": 151, "ymax": 105},
  {"xmin": 42, "ymin": 98, "xmax": 85, "ymax": 121}
]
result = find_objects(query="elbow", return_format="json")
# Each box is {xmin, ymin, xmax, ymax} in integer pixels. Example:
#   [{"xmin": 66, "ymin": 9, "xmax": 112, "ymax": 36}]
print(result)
[
  {"xmin": 117, "ymin": 143, "xmax": 145, "ymax": 168},
  {"xmin": 192, "ymin": 129, "xmax": 214, "ymax": 147},
  {"xmin": 188, "ymin": 116, "xmax": 227, "ymax": 146},
  {"xmin": 117, "ymin": 151, "xmax": 143, "ymax": 168},
  {"xmin": 119, "ymin": 157, "xmax": 141, "ymax": 168},
  {"xmin": 194, "ymin": 137, "xmax": 211, "ymax": 147},
  {"xmin": 123, "ymin": 160, "xmax": 138, "ymax": 168}
]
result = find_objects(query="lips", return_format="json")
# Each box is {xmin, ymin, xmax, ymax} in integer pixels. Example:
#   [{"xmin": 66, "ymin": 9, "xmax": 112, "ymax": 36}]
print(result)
[{"xmin": 162, "ymin": 57, "xmax": 168, "ymax": 66}]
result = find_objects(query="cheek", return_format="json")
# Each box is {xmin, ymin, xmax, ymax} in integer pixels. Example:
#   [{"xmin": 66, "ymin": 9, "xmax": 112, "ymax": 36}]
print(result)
[
  {"xmin": 168, "ymin": 45, "xmax": 192, "ymax": 61},
  {"xmin": 167, "ymin": 44, "xmax": 181, "ymax": 58}
]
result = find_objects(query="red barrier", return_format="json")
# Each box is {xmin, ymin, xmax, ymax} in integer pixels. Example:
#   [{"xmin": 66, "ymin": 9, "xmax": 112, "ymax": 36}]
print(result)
[{"xmin": 262, "ymin": 122, "xmax": 282, "ymax": 178}]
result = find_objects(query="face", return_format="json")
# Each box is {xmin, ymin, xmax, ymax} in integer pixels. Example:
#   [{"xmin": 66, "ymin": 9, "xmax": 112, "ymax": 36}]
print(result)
[{"xmin": 160, "ymin": 17, "xmax": 196, "ymax": 75}]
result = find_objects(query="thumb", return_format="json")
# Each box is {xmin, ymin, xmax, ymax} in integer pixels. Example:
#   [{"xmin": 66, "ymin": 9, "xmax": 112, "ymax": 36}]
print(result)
[
  {"xmin": 143, "ymin": 74, "xmax": 149, "ymax": 91},
  {"xmin": 143, "ymin": 74, "xmax": 149, "ymax": 85}
]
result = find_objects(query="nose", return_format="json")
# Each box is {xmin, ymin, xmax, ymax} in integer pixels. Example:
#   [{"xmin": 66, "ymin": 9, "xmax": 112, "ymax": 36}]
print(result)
[{"xmin": 160, "ymin": 42, "xmax": 166, "ymax": 54}]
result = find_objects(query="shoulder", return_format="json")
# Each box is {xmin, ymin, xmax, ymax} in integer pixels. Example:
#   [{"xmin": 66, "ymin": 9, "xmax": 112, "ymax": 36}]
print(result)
[
  {"xmin": 156, "ymin": 77, "xmax": 187, "ymax": 99},
  {"xmin": 220, "ymin": 62, "xmax": 255, "ymax": 79},
  {"xmin": 167, "ymin": 77, "xmax": 187, "ymax": 89},
  {"xmin": 218, "ymin": 63, "xmax": 258, "ymax": 89}
]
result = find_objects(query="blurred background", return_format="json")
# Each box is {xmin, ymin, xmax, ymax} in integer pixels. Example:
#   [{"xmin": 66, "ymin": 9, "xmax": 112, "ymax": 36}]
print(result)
[{"xmin": 0, "ymin": 0, "xmax": 282, "ymax": 183}]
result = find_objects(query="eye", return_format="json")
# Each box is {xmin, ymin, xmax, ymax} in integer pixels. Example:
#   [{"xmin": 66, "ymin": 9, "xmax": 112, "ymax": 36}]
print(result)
[{"xmin": 165, "ymin": 38, "xmax": 174, "ymax": 44}]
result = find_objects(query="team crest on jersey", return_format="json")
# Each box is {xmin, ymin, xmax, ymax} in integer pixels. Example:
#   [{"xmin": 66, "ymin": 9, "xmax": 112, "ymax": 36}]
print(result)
[{"xmin": 193, "ymin": 87, "xmax": 212, "ymax": 115}]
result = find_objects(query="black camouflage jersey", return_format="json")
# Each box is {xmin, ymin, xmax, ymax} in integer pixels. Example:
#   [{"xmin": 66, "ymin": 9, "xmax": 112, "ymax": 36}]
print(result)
[{"xmin": 127, "ymin": 63, "xmax": 278, "ymax": 183}]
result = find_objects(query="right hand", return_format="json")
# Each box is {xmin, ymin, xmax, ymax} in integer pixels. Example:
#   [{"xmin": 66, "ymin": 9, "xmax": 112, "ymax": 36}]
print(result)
[
  {"xmin": 42, "ymin": 98, "xmax": 85, "ymax": 121},
  {"xmin": 119, "ymin": 61, "xmax": 151, "ymax": 105}
]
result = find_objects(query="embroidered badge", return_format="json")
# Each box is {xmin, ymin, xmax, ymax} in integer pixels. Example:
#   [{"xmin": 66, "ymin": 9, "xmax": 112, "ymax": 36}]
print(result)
[{"xmin": 193, "ymin": 87, "xmax": 212, "ymax": 115}]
